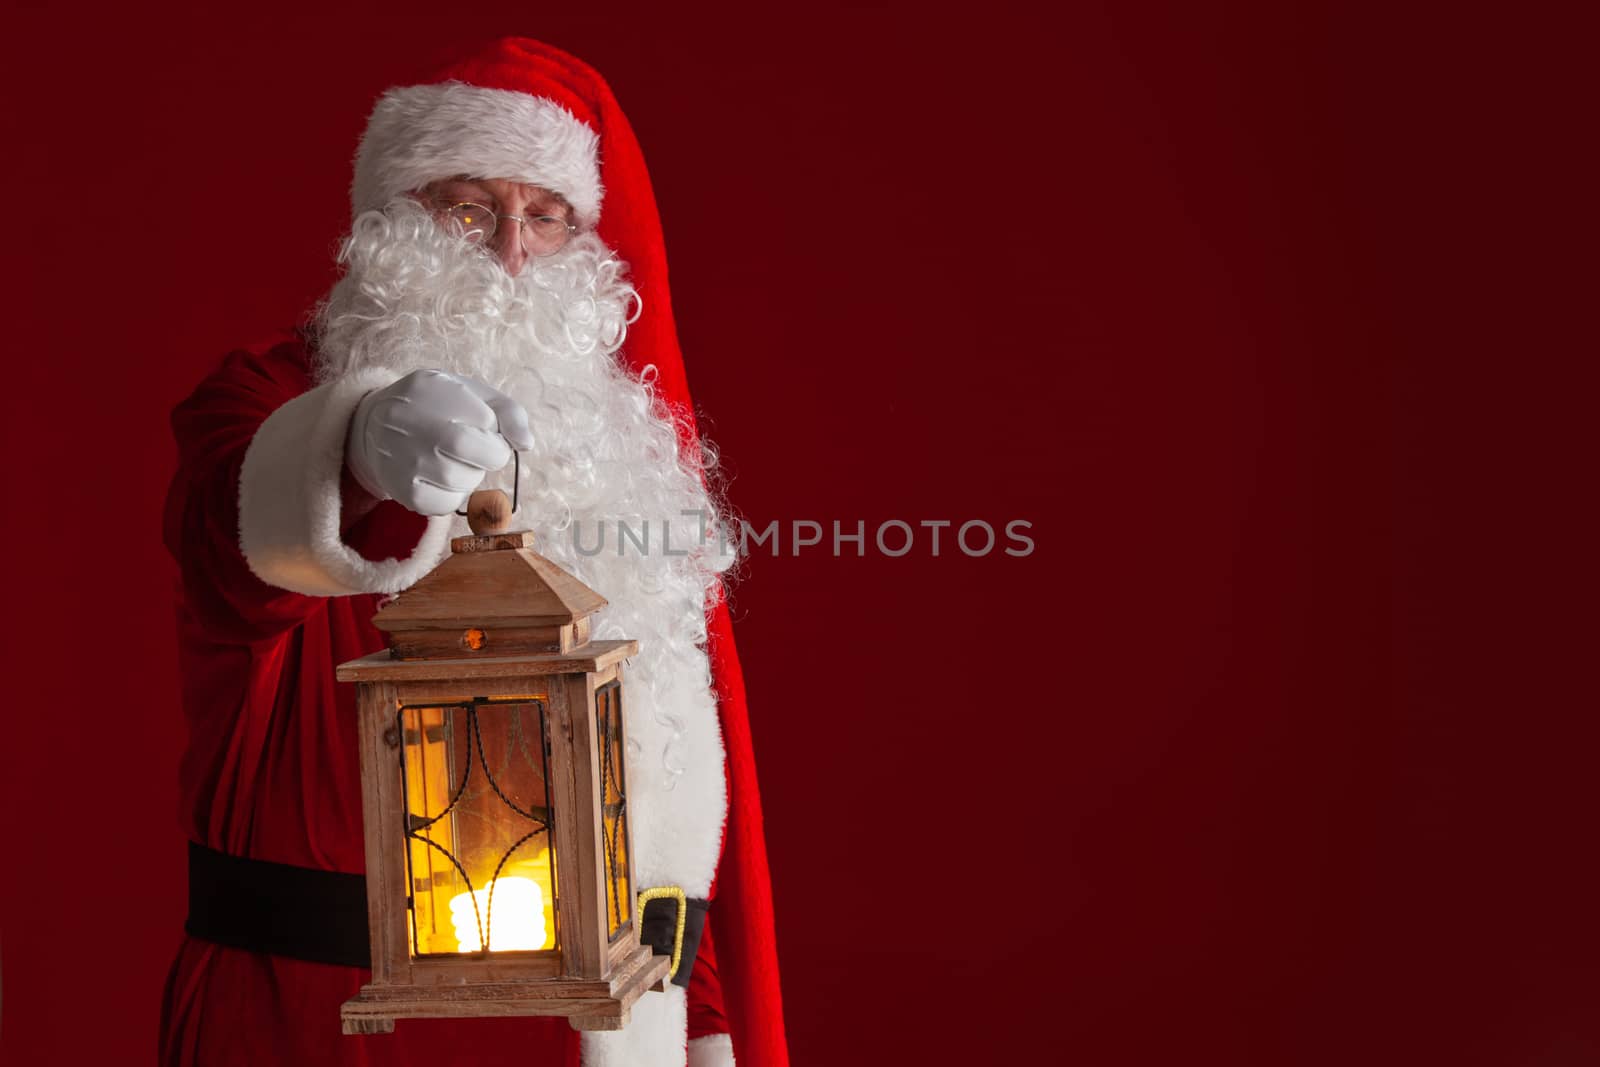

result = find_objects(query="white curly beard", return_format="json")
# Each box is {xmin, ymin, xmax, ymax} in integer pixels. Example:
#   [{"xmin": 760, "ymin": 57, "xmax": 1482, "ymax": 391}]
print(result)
[{"xmin": 314, "ymin": 204, "xmax": 734, "ymax": 1036}]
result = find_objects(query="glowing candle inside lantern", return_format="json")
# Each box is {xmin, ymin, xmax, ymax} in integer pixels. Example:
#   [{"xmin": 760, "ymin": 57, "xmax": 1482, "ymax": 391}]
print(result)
[{"xmin": 449, "ymin": 877, "xmax": 547, "ymax": 952}]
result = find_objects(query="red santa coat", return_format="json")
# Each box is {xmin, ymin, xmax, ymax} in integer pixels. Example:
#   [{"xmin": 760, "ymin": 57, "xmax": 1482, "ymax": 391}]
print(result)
[{"xmin": 159, "ymin": 334, "xmax": 786, "ymax": 1066}]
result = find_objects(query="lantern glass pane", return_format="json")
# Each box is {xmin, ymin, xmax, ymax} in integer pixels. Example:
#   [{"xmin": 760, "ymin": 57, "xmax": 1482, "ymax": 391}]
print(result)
[
  {"xmin": 596, "ymin": 680, "xmax": 631, "ymax": 939},
  {"xmin": 398, "ymin": 699, "xmax": 559, "ymax": 957}
]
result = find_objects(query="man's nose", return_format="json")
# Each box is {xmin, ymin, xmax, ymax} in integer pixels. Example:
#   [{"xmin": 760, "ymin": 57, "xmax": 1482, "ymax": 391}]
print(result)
[{"xmin": 489, "ymin": 220, "xmax": 528, "ymax": 276}]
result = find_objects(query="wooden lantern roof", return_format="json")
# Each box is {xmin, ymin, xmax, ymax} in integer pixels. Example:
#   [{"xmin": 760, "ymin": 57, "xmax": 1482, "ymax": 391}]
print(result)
[{"xmin": 374, "ymin": 522, "xmax": 611, "ymax": 661}]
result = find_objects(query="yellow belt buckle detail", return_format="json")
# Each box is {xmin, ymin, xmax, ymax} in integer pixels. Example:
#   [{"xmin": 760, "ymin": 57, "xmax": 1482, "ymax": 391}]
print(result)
[{"xmin": 635, "ymin": 885, "xmax": 688, "ymax": 981}]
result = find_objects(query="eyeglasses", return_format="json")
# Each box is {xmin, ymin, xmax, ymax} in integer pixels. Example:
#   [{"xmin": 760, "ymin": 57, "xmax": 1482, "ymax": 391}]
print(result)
[{"xmin": 440, "ymin": 201, "xmax": 578, "ymax": 257}]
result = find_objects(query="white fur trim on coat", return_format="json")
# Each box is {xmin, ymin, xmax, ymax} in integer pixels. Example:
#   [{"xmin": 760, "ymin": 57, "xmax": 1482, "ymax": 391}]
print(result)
[
  {"xmin": 353, "ymin": 82, "xmax": 603, "ymax": 227},
  {"xmin": 238, "ymin": 368, "xmax": 455, "ymax": 596},
  {"xmin": 687, "ymin": 1033, "xmax": 735, "ymax": 1067},
  {"xmin": 583, "ymin": 984, "xmax": 690, "ymax": 1067}
]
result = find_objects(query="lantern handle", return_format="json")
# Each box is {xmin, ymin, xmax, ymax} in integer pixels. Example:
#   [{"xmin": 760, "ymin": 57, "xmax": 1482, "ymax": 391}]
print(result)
[{"xmin": 636, "ymin": 885, "xmax": 688, "ymax": 981}]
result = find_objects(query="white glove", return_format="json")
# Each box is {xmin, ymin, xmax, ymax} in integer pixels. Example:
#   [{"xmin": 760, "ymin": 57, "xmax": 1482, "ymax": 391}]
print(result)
[{"xmin": 345, "ymin": 369, "xmax": 535, "ymax": 516}]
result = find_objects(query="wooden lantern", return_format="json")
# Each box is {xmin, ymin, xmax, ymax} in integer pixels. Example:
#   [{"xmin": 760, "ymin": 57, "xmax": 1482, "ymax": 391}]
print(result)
[{"xmin": 337, "ymin": 491, "xmax": 670, "ymax": 1035}]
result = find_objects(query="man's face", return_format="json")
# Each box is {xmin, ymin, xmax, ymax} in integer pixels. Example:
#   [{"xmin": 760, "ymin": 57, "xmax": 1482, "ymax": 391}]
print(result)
[{"xmin": 417, "ymin": 177, "xmax": 574, "ymax": 277}]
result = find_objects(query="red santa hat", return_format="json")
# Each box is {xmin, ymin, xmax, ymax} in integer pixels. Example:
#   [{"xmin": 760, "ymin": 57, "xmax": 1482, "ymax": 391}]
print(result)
[{"xmin": 352, "ymin": 39, "xmax": 603, "ymax": 226}]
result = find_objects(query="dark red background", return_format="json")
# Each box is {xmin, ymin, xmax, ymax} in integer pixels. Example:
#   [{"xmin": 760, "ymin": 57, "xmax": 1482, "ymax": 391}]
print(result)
[{"xmin": 2, "ymin": 3, "xmax": 1592, "ymax": 1064}]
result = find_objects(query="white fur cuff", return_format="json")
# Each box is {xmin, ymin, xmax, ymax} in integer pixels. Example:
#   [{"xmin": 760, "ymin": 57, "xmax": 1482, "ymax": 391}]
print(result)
[
  {"xmin": 238, "ymin": 369, "xmax": 454, "ymax": 596},
  {"xmin": 687, "ymin": 1033, "xmax": 735, "ymax": 1067}
]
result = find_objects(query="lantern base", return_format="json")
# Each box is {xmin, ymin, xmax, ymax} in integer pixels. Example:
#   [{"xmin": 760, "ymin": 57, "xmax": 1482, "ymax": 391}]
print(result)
[{"xmin": 339, "ymin": 943, "xmax": 672, "ymax": 1035}]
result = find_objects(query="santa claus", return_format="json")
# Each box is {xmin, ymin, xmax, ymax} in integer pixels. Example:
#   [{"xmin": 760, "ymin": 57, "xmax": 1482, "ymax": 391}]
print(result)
[{"xmin": 159, "ymin": 38, "xmax": 785, "ymax": 1067}]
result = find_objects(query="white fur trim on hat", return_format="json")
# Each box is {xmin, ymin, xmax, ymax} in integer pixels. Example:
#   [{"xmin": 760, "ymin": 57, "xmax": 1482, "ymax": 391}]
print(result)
[
  {"xmin": 352, "ymin": 82, "xmax": 603, "ymax": 227},
  {"xmin": 238, "ymin": 368, "xmax": 454, "ymax": 597}
]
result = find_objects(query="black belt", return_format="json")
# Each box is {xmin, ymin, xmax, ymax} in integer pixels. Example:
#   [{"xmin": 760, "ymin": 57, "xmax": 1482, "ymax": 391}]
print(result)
[
  {"xmin": 185, "ymin": 841, "xmax": 371, "ymax": 967},
  {"xmin": 185, "ymin": 840, "xmax": 709, "ymax": 981}
]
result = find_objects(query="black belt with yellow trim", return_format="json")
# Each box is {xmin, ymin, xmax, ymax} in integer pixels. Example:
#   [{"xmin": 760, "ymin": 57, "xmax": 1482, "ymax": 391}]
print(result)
[{"xmin": 185, "ymin": 840, "xmax": 708, "ymax": 986}]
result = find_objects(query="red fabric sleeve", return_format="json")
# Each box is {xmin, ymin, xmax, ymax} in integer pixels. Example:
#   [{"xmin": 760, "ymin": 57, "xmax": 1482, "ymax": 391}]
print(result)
[{"xmin": 163, "ymin": 338, "xmax": 323, "ymax": 644}]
